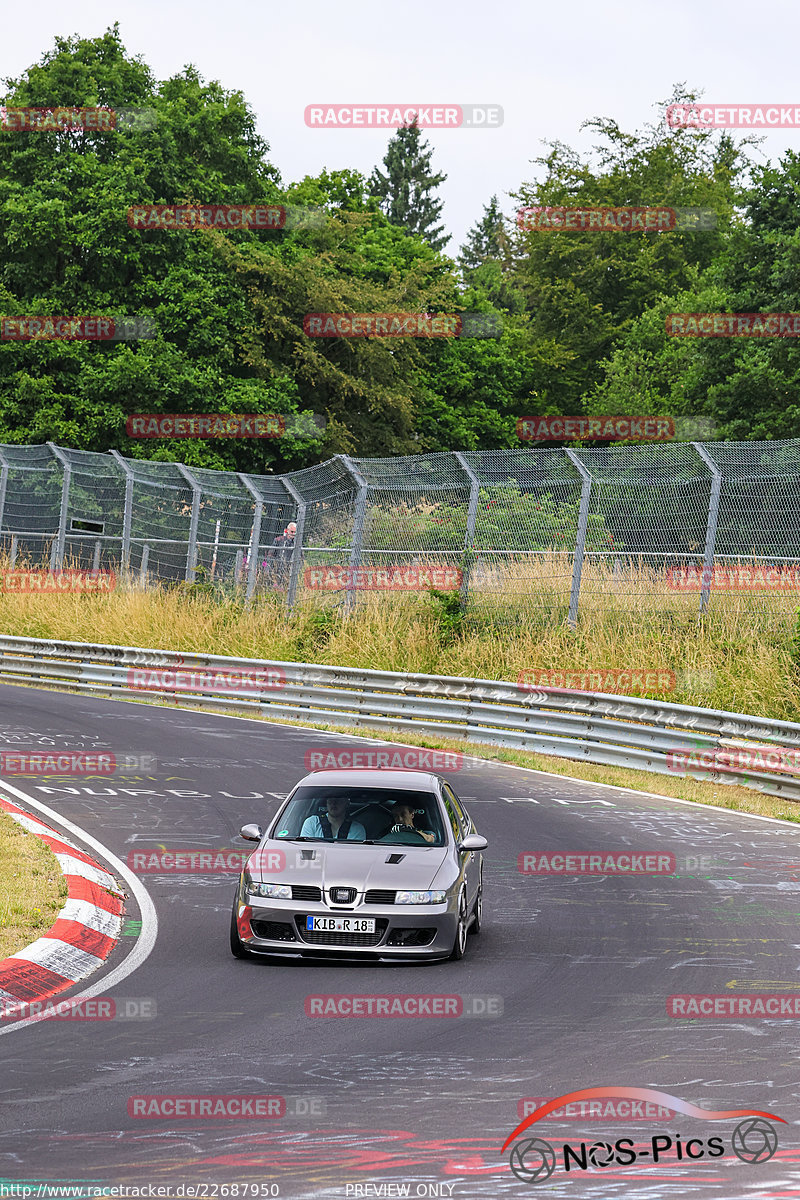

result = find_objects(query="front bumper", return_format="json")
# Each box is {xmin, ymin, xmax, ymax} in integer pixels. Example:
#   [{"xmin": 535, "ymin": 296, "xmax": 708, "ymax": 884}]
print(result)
[{"xmin": 235, "ymin": 883, "xmax": 457, "ymax": 960}]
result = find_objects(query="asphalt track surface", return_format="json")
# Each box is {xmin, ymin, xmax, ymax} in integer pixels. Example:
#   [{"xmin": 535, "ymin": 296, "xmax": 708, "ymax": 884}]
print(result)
[{"xmin": 0, "ymin": 682, "xmax": 799, "ymax": 1198}]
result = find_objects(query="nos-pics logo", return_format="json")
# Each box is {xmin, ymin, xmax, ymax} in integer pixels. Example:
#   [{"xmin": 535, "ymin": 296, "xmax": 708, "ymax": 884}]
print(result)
[{"xmin": 503, "ymin": 1087, "xmax": 784, "ymax": 1184}]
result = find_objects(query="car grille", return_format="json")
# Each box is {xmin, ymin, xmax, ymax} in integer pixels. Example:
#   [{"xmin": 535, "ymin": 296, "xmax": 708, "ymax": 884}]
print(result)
[
  {"xmin": 364, "ymin": 889, "xmax": 396, "ymax": 904},
  {"xmin": 328, "ymin": 886, "xmax": 357, "ymax": 904},
  {"xmin": 295, "ymin": 917, "xmax": 389, "ymax": 947},
  {"xmin": 291, "ymin": 885, "xmax": 322, "ymax": 901},
  {"xmin": 251, "ymin": 920, "xmax": 297, "ymax": 941}
]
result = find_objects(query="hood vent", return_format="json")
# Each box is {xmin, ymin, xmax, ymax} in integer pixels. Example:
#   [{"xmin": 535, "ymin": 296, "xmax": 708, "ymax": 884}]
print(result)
[{"xmin": 385, "ymin": 853, "xmax": 405, "ymax": 864}]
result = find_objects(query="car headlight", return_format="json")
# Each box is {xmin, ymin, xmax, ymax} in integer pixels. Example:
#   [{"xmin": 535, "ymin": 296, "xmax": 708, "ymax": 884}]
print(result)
[
  {"xmin": 395, "ymin": 890, "xmax": 447, "ymax": 905},
  {"xmin": 247, "ymin": 880, "xmax": 292, "ymax": 899}
]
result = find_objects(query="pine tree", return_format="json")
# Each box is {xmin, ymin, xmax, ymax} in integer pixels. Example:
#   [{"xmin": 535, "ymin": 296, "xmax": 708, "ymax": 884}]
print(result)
[
  {"xmin": 369, "ymin": 116, "xmax": 450, "ymax": 250},
  {"xmin": 458, "ymin": 196, "xmax": 506, "ymax": 276}
]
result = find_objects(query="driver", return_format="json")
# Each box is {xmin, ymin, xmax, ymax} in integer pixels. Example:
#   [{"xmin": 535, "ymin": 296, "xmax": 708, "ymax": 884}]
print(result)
[
  {"xmin": 300, "ymin": 793, "xmax": 366, "ymax": 840},
  {"xmin": 390, "ymin": 800, "xmax": 435, "ymax": 843}
]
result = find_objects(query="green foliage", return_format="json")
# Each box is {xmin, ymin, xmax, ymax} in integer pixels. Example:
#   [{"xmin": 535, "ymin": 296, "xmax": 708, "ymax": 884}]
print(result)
[
  {"xmin": 2, "ymin": 33, "xmax": 800, "ymax": 463},
  {"xmin": 369, "ymin": 118, "xmax": 449, "ymax": 250},
  {"xmin": 362, "ymin": 485, "xmax": 618, "ymax": 553},
  {"xmin": 426, "ymin": 587, "xmax": 466, "ymax": 645}
]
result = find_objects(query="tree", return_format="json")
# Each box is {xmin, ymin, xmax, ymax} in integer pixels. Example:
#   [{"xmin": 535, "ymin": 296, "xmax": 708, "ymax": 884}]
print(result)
[
  {"xmin": 369, "ymin": 117, "xmax": 449, "ymax": 250},
  {"xmin": 508, "ymin": 85, "xmax": 749, "ymax": 414},
  {"xmin": 459, "ymin": 195, "xmax": 506, "ymax": 277}
]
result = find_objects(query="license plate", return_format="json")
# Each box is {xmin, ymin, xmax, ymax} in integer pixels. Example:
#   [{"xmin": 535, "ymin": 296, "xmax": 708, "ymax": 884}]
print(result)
[{"xmin": 306, "ymin": 916, "xmax": 376, "ymax": 933}]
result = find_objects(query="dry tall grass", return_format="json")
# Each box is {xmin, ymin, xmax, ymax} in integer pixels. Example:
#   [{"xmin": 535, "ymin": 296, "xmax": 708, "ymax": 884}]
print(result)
[{"xmin": 0, "ymin": 552, "xmax": 798, "ymax": 720}]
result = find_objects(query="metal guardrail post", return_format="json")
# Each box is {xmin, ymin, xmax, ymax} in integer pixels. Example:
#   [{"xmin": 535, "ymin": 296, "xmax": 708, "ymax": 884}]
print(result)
[
  {"xmin": 47, "ymin": 443, "xmax": 71, "ymax": 570},
  {"xmin": 0, "ymin": 449, "xmax": 8, "ymax": 546},
  {"xmin": 564, "ymin": 449, "xmax": 592, "ymax": 630},
  {"xmin": 453, "ymin": 451, "xmax": 480, "ymax": 605},
  {"xmin": 237, "ymin": 475, "xmax": 264, "ymax": 603},
  {"xmin": 281, "ymin": 477, "xmax": 307, "ymax": 610},
  {"xmin": 693, "ymin": 442, "xmax": 722, "ymax": 616},
  {"xmin": 338, "ymin": 456, "xmax": 369, "ymax": 612},
  {"xmin": 176, "ymin": 464, "xmax": 202, "ymax": 581},
  {"xmin": 109, "ymin": 450, "xmax": 135, "ymax": 574}
]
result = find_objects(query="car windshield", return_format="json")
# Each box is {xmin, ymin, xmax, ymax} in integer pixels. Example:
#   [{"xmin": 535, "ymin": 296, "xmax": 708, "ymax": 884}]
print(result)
[{"xmin": 270, "ymin": 786, "xmax": 446, "ymax": 846}]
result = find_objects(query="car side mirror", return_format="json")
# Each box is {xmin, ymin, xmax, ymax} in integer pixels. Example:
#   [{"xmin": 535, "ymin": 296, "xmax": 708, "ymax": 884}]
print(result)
[
  {"xmin": 459, "ymin": 833, "xmax": 487, "ymax": 852},
  {"xmin": 239, "ymin": 823, "xmax": 263, "ymax": 842}
]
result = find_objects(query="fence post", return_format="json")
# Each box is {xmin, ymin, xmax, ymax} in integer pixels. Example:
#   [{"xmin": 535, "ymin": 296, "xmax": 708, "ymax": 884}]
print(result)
[
  {"xmin": 237, "ymin": 474, "xmax": 264, "ymax": 603},
  {"xmin": 281, "ymin": 477, "xmax": 307, "ymax": 610},
  {"xmin": 9, "ymin": 535, "xmax": 17, "ymax": 567},
  {"xmin": 47, "ymin": 443, "xmax": 71, "ymax": 570},
  {"xmin": 109, "ymin": 450, "xmax": 135, "ymax": 577},
  {"xmin": 453, "ymin": 451, "xmax": 480, "ymax": 605},
  {"xmin": 139, "ymin": 544, "xmax": 150, "ymax": 584},
  {"xmin": 338, "ymin": 455, "xmax": 369, "ymax": 613},
  {"xmin": 176, "ymin": 464, "xmax": 202, "ymax": 581},
  {"xmin": 692, "ymin": 442, "xmax": 722, "ymax": 616},
  {"xmin": 564, "ymin": 449, "xmax": 592, "ymax": 630}
]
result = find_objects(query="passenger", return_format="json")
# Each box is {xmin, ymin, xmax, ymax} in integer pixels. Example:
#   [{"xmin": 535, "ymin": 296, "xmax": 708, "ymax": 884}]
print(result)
[
  {"xmin": 300, "ymin": 794, "xmax": 366, "ymax": 840},
  {"xmin": 390, "ymin": 801, "xmax": 435, "ymax": 843}
]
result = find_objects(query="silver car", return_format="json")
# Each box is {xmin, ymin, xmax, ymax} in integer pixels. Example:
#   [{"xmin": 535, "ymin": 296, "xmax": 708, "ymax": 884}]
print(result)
[{"xmin": 229, "ymin": 768, "xmax": 487, "ymax": 962}]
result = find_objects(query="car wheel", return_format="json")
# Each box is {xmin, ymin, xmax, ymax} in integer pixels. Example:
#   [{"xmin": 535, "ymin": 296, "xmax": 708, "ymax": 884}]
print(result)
[
  {"xmin": 449, "ymin": 890, "xmax": 469, "ymax": 961},
  {"xmin": 230, "ymin": 897, "xmax": 255, "ymax": 960},
  {"xmin": 469, "ymin": 873, "xmax": 483, "ymax": 935}
]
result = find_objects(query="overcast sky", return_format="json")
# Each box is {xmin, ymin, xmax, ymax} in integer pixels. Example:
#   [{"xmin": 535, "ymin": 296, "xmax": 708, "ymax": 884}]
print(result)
[{"xmin": 3, "ymin": 0, "xmax": 800, "ymax": 250}]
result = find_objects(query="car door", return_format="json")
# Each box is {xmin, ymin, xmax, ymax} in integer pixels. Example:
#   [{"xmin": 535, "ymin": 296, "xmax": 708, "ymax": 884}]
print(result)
[{"xmin": 441, "ymin": 783, "xmax": 479, "ymax": 909}]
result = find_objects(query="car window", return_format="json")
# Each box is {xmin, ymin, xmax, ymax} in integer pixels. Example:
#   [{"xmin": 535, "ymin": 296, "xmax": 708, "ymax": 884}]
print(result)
[
  {"xmin": 270, "ymin": 786, "xmax": 445, "ymax": 846},
  {"xmin": 441, "ymin": 793, "xmax": 462, "ymax": 843},
  {"xmin": 442, "ymin": 784, "xmax": 468, "ymax": 836},
  {"xmin": 443, "ymin": 784, "xmax": 471, "ymax": 833}
]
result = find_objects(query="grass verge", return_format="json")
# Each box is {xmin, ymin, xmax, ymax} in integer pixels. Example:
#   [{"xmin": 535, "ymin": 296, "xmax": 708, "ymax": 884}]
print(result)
[{"xmin": 0, "ymin": 807, "xmax": 67, "ymax": 959}]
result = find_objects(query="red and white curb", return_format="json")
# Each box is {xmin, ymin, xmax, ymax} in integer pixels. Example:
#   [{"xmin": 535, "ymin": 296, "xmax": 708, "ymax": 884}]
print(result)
[{"xmin": 0, "ymin": 796, "xmax": 125, "ymax": 1016}]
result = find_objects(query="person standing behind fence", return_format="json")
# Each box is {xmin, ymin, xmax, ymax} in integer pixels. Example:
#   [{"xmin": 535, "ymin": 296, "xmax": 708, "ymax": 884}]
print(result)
[{"xmin": 263, "ymin": 521, "xmax": 297, "ymax": 589}]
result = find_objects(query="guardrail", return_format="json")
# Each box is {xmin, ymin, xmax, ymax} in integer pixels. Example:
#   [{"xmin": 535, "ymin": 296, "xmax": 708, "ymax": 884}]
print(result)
[{"xmin": 0, "ymin": 633, "xmax": 799, "ymax": 801}]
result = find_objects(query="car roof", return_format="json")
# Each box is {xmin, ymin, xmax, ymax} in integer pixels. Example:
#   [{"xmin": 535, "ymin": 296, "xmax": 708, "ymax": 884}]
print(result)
[{"xmin": 295, "ymin": 768, "xmax": 440, "ymax": 791}]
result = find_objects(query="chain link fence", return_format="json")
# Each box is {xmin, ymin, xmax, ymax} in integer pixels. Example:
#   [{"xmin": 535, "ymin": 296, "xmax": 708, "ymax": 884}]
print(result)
[{"xmin": 2, "ymin": 440, "xmax": 800, "ymax": 622}]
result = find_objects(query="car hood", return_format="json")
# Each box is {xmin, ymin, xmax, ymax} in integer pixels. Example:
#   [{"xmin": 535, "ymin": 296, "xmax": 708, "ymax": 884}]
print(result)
[{"xmin": 248, "ymin": 841, "xmax": 450, "ymax": 891}]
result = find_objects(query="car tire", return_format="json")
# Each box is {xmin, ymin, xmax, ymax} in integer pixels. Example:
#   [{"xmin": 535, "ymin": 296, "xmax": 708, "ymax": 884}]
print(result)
[
  {"xmin": 469, "ymin": 872, "xmax": 483, "ymax": 935},
  {"xmin": 230, "ymin": 897, "xmax": 255, "ymax": 960},
  {"xmin": 449, "ymin": 890, "xmax": 469, "ymax": 961}
]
